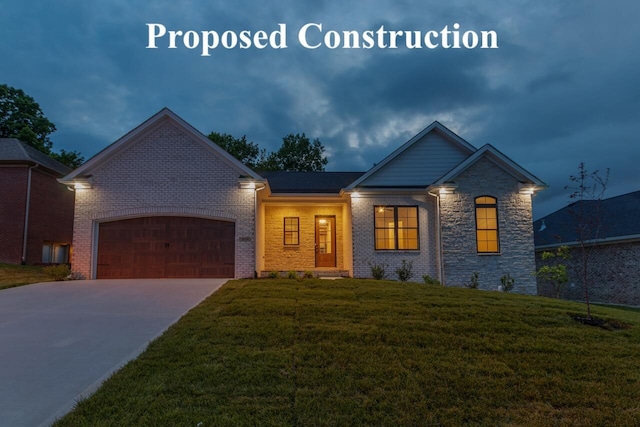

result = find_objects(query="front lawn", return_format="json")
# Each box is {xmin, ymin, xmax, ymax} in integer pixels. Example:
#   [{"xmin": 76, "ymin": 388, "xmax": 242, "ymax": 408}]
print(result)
[
  {"xmin": 0, "ymin": 262, "xmax": 53, "ymax": 290},
  {"xmin": 55, "ymin": 279, "xmax": 640, "ymax": 426}
]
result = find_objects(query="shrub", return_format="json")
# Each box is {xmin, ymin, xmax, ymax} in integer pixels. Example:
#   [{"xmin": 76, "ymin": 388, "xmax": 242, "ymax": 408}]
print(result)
[
  {"xmin": 500, "ymin": 274, "xmax": 515, "ymax": 293},
  {"xmin": 395, "ymin": 260, "xmax": 413, "ymax": 282},
  {"xmin": 369, "ymin": 262, "xmax": 387, "ymax": 280},
  {"xmin": 267, "ymin": 271, "xmax": 279, "ymax": 279},
  {"xmin": 43, "ymin": 264, "xmax": 71, "ymax": 281},
  {"xmin": 287, "ymin": 270, "xmax": 298, "ymax": 279},
  {"xmin": 69, "ymin": 271, "xmax": 85, "ymax": 280},
  {"xmin": 466, "ymin": 272, "xmax": 480, "ymax": 289},
  {"xmin": 303, "ymin": 270, "xmax": 315, "ymax": 279},
  {"xmin": 422, "ymin": 275, "xmax": 441, "ymax": 285}
]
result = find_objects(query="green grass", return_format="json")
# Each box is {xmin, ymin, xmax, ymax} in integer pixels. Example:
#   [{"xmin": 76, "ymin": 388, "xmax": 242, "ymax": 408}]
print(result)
[
  {"xmin": 55, "ymin": 279, "xmax": 640, "ymax": 426},
  {"xmin": 0, "ymin": 262, "xmax": 53, "ymax": 290}
]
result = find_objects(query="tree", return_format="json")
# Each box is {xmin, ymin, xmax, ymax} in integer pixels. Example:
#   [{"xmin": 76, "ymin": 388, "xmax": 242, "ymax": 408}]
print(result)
[
  {"xmin": 207, "ymin": 132, "xmax": 267, "ymax": 169},
  {"xmin": 208, "ymin": 130, "xmax": 328, "ymax": 172},
  {"xmin": 536, "ymin": 246, "xmax": 570, "ymax": 299},
  {"xmin": 0, "ymin": 84, "xmax": 56, "ymax": 153},
  {"xmin": 0, "ymin": 84, "xmax": 84, "ymax": 168},
  {"xmin": 267, "ymin": 133, "xmax": 328, "ymax": 172},
  {"xmin": 565, "ymin": 162, "xmax": 609, "ymax": 318}
]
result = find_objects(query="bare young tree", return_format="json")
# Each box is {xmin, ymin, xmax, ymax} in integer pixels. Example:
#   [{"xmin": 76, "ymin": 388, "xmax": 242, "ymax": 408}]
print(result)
[{"xmin": 565, "ymin": 162, "xmax": 609, "ymax": 319}]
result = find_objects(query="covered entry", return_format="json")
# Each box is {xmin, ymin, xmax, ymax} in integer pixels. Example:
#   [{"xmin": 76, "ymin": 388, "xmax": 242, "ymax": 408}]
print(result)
[{"xmin": 97, "ymin": 216, "xmax": 235, "ymax": 279}]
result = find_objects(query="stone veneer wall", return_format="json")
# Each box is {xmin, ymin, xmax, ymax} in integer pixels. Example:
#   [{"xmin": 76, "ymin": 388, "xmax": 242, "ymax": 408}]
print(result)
[
  {"xmin": 72, "ymin": 118, "xmax": 256, "ymax": 279},
  {"xmin": 263, "ymin": 204, "xmax": 345, "ymax": 272},
  {"xmin": 536, "ymin": 241, "xmax": 640, "ymax": 306},
  {"xmin": 350, "ymin": 193, "xmax": 439, "ymax": 280},
  {"xmin": 439, "ymin": 158, "xmax": 537, "ymax": 294}
]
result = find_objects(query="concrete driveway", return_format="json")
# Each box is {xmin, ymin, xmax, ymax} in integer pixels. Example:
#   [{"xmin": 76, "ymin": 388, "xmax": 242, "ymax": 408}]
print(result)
[{"xmin": 0, "ymin": 278, "xmax": 227, "ymax": 427}]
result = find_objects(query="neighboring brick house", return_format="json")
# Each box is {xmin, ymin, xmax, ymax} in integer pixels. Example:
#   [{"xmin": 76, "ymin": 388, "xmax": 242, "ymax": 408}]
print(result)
[
  {"xmin": 534, "ymin": 191, "xmax": 640, "ymax": 305},
  {"xmin": 0, "ymin": 138, "xmax": 74, "ymax": 265},
  {"xmin": 60, "ymin": 109, "xmax": 545, "ymax": 294}
]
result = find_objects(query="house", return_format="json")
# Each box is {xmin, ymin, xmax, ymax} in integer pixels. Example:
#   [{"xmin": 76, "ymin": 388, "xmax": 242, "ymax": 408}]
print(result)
[
  {"xmin": 60, "ymin": 108, "xmax": 545, "ymax": 293},
  {"xmin": 534, "ymin": 191, "xmax": 640, "ymax": 305},
  {"xmin": 0, "ymin": 138, "xmax": 75, "ymax": 265}
]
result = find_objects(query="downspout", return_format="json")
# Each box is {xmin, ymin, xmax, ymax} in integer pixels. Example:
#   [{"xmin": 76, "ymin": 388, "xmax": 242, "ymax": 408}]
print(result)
[
  {"xmin": 428, "ymin": 190, "xmax": 445, "ymax": 286},
  {"xmin": 22, "ymin": 165, "xmax": 37, "ymax": 264}
]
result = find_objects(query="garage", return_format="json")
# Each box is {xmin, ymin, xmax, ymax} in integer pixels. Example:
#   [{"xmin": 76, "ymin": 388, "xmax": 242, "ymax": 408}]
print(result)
[{"xmin": 97, "ymin": 216, "xmax": 235, "ymax": 279}]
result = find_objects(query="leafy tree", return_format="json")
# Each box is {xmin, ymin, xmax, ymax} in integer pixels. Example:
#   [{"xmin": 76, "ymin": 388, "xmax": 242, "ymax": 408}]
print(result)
[
  {"xmin": 207, "ymin": 132, "xmax": 267, "ymax": 169},
  {"xmin": 208, "ymin": 130, "xmax": 328, "ymax": 172},
  {"xmin": 566, "ymin": 162, "xmax": 609, "ymax": 319},
  {"xmin": 0, "ymin": 84, "xmax": 84, "ymax": 168},
  {"xmin": 536, "ymin": 245, "xmax": 570, "ymax": 299},
  {"xmin": 269, "ymin": 133, "xmax": 328, "ymax": 172},
  {"xmin": 0, "ymin": 84, "xmax": 56, "ymax": 153}
]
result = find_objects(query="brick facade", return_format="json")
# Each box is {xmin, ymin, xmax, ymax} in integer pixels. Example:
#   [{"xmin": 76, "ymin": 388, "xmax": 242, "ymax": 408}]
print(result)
[
  {"xmin": 439, "ymin": 158, "xmax": 537, "ymax": 294},
  {"xmin": 0, "ymin": 166, "xmax": 74, "ymax": 264},
  {"xmin": 536, "ymin": 241, "xmax": 640, "ymax": 306},
  {"xmin": 71, "ymin": 117, "xmax": 256, "ymax": 279},
  {"xmin": 350, "ymin": 194, "xmax": 440, "ymax": 280},
  {"xmin": 0, "ymin": 167, "xmax": 28, "ymax": 263},
  {"xmin": 263, "ymin": 204, "xmax": 345, "ymax": 272}
]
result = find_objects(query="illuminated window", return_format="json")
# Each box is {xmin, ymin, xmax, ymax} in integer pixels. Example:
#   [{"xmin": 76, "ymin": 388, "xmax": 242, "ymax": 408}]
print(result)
[
  {"xmin": 475, "ymin": 196, "xmax": 499, "ymax": 253},
  {"xmin": 374, "ymin": 206, "xmax": 419, "ymax": 250},
  {"xmin": 284, "ymin": 217, "xmax": 299, "ymax": 245}
]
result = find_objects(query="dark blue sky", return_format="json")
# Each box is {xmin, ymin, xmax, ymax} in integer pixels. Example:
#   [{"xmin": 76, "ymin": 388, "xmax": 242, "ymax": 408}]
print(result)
[{"xmin": 2, "ymin": 1, "xmax": 639, "ymax": 219}]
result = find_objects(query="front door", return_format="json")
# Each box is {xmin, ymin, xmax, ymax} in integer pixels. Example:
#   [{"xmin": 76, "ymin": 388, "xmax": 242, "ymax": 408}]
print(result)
[{"xmin": 315, "ymin": 216, "xmax": 336, "ymax": 268}]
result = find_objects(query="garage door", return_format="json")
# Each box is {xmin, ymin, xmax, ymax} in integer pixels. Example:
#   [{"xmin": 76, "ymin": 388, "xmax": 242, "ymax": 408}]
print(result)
[{"xmin": 97, "ymin": 216, "xmax": 235, "ymax": 279}]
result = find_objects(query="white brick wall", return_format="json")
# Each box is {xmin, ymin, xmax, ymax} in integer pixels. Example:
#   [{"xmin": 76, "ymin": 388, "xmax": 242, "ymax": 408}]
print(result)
[
  {"xmin": 72, "ymin": 118, "xmax": 256, "ymax": 279},
  {"xmin": 439, "ymin": 158, "xmax": 537, "ymax": 294},
  {"xmin": 350, "ymin": 193, "xmax": 440, "ymax": 280}
]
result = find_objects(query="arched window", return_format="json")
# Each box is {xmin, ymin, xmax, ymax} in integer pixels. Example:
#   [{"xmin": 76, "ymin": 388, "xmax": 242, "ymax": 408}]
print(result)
[{"xmin": 475, "ymin": 196, "xmax": 499, "ymax": 253}]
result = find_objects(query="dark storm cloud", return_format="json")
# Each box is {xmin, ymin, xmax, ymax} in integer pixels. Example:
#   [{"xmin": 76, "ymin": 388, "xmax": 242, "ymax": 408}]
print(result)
[{"xmin": 1, "ymin": 0, "xmax": 639, "ymax": 219}]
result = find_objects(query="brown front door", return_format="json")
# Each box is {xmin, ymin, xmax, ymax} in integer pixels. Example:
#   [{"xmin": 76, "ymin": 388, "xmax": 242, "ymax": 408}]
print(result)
[{"xmin": 315, "ymin": 216, "xmax": 336, "ymax": 268}]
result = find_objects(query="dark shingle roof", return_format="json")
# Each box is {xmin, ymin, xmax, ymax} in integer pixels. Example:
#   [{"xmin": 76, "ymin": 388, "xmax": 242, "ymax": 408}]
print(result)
[
  {"xmin": 260, "ymin": 171, "xmax": 365, "ymax": 194},
  {"xmin": 0, "ymin": 138, "xmax": 72, "ymax": 176},
  {"xmin": 534, "ymin": 190, "xmax": 640, "ymax": 246}
]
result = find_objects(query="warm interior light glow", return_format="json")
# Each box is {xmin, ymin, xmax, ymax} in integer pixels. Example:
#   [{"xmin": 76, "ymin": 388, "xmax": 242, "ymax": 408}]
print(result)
[{"xmin": 319, "ymin": 219, "xmax": 327, "ymax": 224}]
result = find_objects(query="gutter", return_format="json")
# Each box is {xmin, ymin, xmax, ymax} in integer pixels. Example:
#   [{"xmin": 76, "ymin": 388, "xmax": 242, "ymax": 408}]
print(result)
[{"xmin": 535, "ymin": 233, "xmax": 640, "ymax": 251}]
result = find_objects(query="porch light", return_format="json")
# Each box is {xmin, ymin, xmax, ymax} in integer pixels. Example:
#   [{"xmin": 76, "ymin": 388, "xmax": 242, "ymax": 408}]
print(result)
[
  {"xmin": 438, "ymin": 186, "xmax": 455, "ymax": 195},
  {"xmin": 238, "ymin": 178, "xmax": 259, "ymax": 189},
  {"xmin": 518, "ymin": 183, "xmax": 539, "ymax": 195},
  {"xmin": 73, "ymin": 177, "xmax": 93, "ymax": 189}
]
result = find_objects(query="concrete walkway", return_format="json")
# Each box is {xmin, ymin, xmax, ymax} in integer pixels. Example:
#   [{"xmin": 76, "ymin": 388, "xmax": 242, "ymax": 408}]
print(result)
[{"xmin": 0, "ymin": 278, "xmax": 227, "ymax": 427}]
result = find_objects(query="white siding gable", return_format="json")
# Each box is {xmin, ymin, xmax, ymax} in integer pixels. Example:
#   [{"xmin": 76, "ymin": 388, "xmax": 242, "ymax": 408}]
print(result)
[{"xmin": 359, "ymin": 129, "xmax": 471, "ymax": 187}]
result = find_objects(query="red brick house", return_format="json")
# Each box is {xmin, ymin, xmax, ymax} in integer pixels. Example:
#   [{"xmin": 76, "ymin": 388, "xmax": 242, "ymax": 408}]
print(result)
[{"xmin": 0, "ymin": 138, "xmax": 75, "ymax": 265}]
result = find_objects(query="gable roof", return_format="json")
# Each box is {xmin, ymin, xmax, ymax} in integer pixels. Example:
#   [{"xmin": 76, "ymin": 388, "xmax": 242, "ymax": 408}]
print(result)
[
  {"xmin": 60, "ymin": 108, "xmax": 264, "ymax": 184},
  {"xmin": 0, "ymin": 138, "xmax": 71, "ymax": 176},
  {"xmin": 346, "ymin": 121, "xmax": 476, "ymax": 190},
  {"xmin": 433, "ymin": 144, "xmax": 547, "ymax": 187},
  {"xmin": 260, "ymin": 171, "xmax": 365, "ymax": 194},
  {"xmin": 534, "ymin": 190, "xmax": 640, "ymax": 247}
]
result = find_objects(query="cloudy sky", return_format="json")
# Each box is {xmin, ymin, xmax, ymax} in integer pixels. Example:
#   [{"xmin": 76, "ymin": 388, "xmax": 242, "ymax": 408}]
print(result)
[{"xmin": 2, "ymin": 0, "xmax": 638, "ymax": 219}]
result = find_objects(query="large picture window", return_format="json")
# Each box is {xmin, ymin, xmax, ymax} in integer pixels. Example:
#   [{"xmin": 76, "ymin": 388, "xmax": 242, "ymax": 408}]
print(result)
[
  {"xmin": 284, "ymin": 217, "xmax": 299, "ymax": 245},
  {"xmin": 475, "ymin": 196, "xmax": 499, "ymax": 253},
  {"xmin": 374, "ymin": 206, "xmax": 419, "ymax": 250}
]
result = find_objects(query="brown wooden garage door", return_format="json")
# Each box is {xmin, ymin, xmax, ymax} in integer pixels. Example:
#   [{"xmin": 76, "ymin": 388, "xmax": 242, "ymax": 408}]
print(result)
[{"xmin": 97, "ymin": 216, "xmax": 235, "ymax": 279}]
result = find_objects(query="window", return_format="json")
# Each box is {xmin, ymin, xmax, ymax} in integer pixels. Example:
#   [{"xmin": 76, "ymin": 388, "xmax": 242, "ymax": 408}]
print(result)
[
  {"xmin": 475, "ymin": 196, "xmax": 499, "ymax": 253},
  {"xmin": 42, "ymin": 243, "xmax": 70, "ymax": 264},
  {"xmin": 374, "ymin": 206, "xmax": 419, "ymax": 250},
  {"xmin": 284, "ymin": 217, "xmax": 299, "ymax": 245}
]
